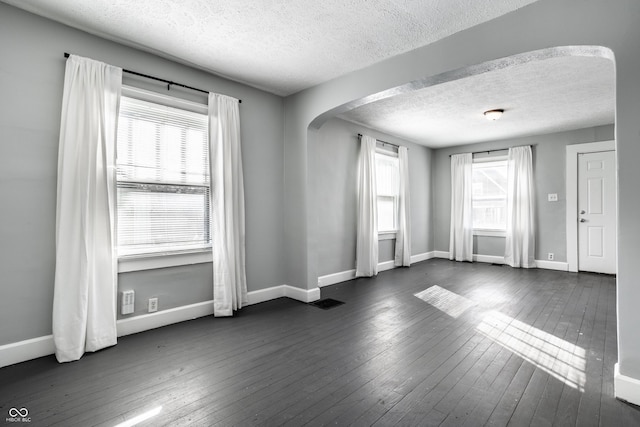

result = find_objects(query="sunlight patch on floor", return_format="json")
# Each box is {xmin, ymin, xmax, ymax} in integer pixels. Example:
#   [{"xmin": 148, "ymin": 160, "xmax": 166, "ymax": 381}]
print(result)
[
  {"xmin": 114, "ymin": 405, "xmax": 163, "ymax": 427},
  {"xmin": 414, "ymin": 285, "xmax": 477, "ymax": 318},
  {"xmin": 477, "ymin": 311, "xmax": 586, "ymax": 391}
]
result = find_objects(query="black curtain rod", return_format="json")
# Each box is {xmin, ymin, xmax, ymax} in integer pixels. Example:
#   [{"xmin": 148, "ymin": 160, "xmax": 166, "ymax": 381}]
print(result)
[
  {"xmin": 449, "ymin": 148, "xmax": 510, "ymax": 157},
  {"xmin": 64, "ymin": 53, "xmax": 241, "ymax": 103},
  {"xmin": 357, "ymin": 133, "xmax": 404, "ymax": 150}
]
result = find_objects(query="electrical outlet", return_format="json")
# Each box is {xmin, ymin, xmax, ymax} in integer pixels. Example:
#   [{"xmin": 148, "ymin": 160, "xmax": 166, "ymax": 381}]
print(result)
[
  {"xmin": 548, "ymin": 253, "xmax": 554, "ymax": 261},
  {"xmin": 121, "ymin": 290, "xmax": 134, "ymax": 315},
  {"xmin": 148, "ymin": 297, "xmax": 158, "ymax": 313},
  {"xmin": 548, "ymin": 193, "xmax": 558, "ymax": 202}
]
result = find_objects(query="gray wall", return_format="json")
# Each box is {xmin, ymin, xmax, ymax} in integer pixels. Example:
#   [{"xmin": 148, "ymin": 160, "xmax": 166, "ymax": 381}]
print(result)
[
  {"xmin": 0, "ymin": 4, "xmax": 286, "ymax": 345},
  {"xmin": 433, "ymin": 125, "xmax": 615, "ymax": 261},
  {"xmin": 310, "ymin": 118, "xmax": 433, "ymax": 276}
]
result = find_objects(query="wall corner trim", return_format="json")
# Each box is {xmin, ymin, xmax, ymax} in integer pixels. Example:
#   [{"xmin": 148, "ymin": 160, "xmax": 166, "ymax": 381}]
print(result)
[
  {"xmin": 283, "ymin": 285, "xmax": 321, "ymax": 303},
  {"xmin": 410, "ymin": 252, "xmax": 435, "ymax": 264},
  {"xmin": 434, "ymin": 251, "xmax": 450, "ymax": 259},
  {"xmin": 615, "ymin": 363, "xmax": 640, "ymax": 406}
]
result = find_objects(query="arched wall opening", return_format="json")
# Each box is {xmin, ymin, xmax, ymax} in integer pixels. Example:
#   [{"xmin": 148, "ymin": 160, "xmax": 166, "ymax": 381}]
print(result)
[{"xmin": 306, "ymin": 45, "xmax": 615, "ymax": 285}]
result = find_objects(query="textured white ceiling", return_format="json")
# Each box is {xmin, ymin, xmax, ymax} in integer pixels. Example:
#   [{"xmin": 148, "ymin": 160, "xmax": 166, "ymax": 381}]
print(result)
[
  {"xmin": 338, "ymin": 55, "xmax": 615, "ymax": 147},
  {"xmin": 2, "ymin": 0, "xmax": 539, "ymax": 96}
]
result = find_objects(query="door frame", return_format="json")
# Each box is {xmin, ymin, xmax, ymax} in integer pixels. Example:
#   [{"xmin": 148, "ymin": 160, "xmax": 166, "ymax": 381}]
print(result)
[{"xmin": 566, "ymin": 140, "xmax": 616, "ymax": 272}]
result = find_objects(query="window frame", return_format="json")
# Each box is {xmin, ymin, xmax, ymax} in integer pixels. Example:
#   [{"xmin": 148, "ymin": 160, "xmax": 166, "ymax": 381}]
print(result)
[
  {"xmin": 471, "ymin": 155, "xmax": 508, "ymax": 237},
  {"xmin": 375, "ymin": 147, "xmax": 400, "ymax": 239},
  {"xmin": 116, "ymin": 86, "xmax": 213, "ymax": 272}
]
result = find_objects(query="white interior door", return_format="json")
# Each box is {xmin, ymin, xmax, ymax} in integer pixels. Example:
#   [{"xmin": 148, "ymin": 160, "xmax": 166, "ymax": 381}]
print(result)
[{"xmin": 578, "ymin": 150, "xmax": 616, "ymax": 274}]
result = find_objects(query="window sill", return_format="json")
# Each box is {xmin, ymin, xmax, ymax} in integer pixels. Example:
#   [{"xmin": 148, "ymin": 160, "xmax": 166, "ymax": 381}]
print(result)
[
  {"xmin": 118, "ymin": 249, "xmax": 213, "ymax": 273},
  {"xmin": 378, "ymin": 231, "xmax": 398, "ymax": 241},
  {"xmin": 473, "ymin": 229, "xmax": 506, "ymax": 237}
]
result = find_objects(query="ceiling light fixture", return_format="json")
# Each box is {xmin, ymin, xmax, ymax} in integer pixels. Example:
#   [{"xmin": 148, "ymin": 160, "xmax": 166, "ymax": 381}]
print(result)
[{"xmin": 484, "ymin": 109, "xmax": 504, "ymax": 121}]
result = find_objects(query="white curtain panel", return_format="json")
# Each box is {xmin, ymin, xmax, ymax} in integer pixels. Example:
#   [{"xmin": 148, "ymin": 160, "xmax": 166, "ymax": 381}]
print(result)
[
  {"xmin": 355, "ymin": 135, "xmax": 379, "ymax": 277},
  {"xmin": 449, "ymin": 153, "xmax": 473, "ymax": 262},
  {"xmin": 53, "ymin": 55, "xmax": 121, "ymax": 362},
  {"xmin": 505, "ymin": 146, "xmax": 536, "ymax": 268},
  {"xmin": 208, "ymin": 93, "xmax": 248, "ymax": 316},
  {"xmin": 395, "ymin": 146, "xmax": 411, "ymax": 267}
]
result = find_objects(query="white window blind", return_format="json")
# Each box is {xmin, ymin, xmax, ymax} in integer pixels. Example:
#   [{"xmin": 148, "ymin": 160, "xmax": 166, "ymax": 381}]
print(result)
[
  {"xmin": 375, "ymin": 152, "xmax": 400, "ymax": 232},
  {"xmin": 472, "ymin": 159, "xmax": 508, "ymax": 231},
  {"xmin": 116, "ymin": 96, "xmax": 210, "ymax": 256}
]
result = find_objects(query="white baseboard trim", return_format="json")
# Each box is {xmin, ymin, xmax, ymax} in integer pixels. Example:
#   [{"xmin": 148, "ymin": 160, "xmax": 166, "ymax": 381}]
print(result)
[
  {"xmin": 0, "ymin": 283, "xmax": 322, "ymax": 368},
  {"xmin": 434, "ymin": 250, "xmax": 570, "ymax": 271},
  {"xmin": 247, "ymin": 284, "xmax": 321, "ymax": 303},
  {"xmin": 474, "ymin": 254, "xmax": 504, "ymax": 264},
  {"xmin": 0, "ymin": 300, "xmax": 219, "ymax": 369},
  {"xmin": 0, "ymin": 335, "xmax": 55, "ymax": 369},
  {"xmin": 283, "ymin": 284, "xmax": 321, "ymax": 303},
  {"xmin": 434, "ymin": 250, "xmax": 450, "ymax": 259},
  {"xmin": 246, "ymin": 285, "xmax": 285, "ymax": 305},
  {"xmin": 116, "ymin": 300, "xmax": 214, "ymax": 337},
  {"xmin": 319, "ymin": 252, "xmax": 436, "ymax": 288},
  {"xmin": 411, "ymin": 251, "xmax": 435, "ymax": 263},
  {"xmin": 615, "ymin": 363, "xmax": 640, "ymax": 406},
  {"xmin": 534, "ymin": 259, "xmax": 570, "ymax": 271},
  {"xmin": 318, "ymin": 269, "xmax": 356, "ymax": 288},
  {"xmin": 378, "ymin": 260, "xmax": 396, "ymax": 272}
]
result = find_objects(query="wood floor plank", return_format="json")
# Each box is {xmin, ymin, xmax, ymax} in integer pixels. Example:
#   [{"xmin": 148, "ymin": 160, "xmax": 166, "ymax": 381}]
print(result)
[
  {"xmin": 551, "ymin": 274, "xmax": 604, "ymax": 427},
  {"xmin": 440, "ymin": 271, "xmax": 573, "ymax": 425},
  {"xmin": 573, "ymin": 276, "xmax": 610, "ymax": 427},
  {"xmin": 530, "ymin": 273, "xmax": 601, "ymax": 426},
  {"xmin": 484, "ymin": 276, "xmax": 576, "ymax": 425},
  {"xmin": 1, "ymin": 259, "xmax": 639, "ymax": 427}
]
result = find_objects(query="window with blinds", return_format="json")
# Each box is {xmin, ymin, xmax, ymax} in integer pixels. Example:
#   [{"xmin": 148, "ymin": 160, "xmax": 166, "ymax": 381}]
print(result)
[
  {"xmin": 375, "ymin": 151, "xmax": 400, "ymax": 232},
  {"xmin": 116, "ymin": 95, "xmax": 210, "ymax": 256},
  {"xmin": 472, "ymin": 159, "xmax": 508, "ymax": 231}
]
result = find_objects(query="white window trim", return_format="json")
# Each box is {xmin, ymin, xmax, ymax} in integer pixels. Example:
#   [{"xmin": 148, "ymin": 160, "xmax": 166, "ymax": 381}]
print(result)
[
  {"xmin": 376, "ymin": 145, "xmax": 398, "ymax": 157},
  {"xmin": 472, "ymin": 155, "xmax": 508, "ymax": 236},
  {"xmin": 473, "ymin": 154, "xmax": 508, "ymax": 163},
  {"xmin": 116, "ymin": 86, "xmax": 211, "ymax": 272},
  {"xmin": 121, "ymin": 85, "xmax": 208, "ymax": 114},
  {"xmin": 378, "ymin": 230, "xmax": 398, "ymax": 240},
  {"xmin": 118, "ymin": 249, "xmax": 213, "ymax": 273},
  {"xmin": 473, "ymin": 229, "xmax": 506, "ymax": 237}
]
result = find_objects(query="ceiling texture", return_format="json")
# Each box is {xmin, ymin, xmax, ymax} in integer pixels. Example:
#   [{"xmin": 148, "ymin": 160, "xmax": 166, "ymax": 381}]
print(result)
[
  {"xmin": 338, "ymin": 55, "xmax": 615, "ymax": 147},
  {"xmin": 3, "ymin": 0, "xmax": 615, "ymax": 147}
]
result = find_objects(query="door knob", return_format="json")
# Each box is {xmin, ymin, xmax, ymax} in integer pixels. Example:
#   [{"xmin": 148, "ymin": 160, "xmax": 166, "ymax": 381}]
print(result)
[
  {"xmin": 580, "ymin": 210, "xmax": 586, "ymax": 214},
  {"xmin": 580, "ymin": 218, "xmax": 586, "ymax": 222}
]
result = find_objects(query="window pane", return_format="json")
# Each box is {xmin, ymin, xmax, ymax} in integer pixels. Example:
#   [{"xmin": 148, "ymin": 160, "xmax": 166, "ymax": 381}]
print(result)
[
  {"xmin": 472, "ymin": 160, "xmax": 508, "ymax": 230},
  {"xmin": 376, "ymin": 153, "xmax": 399, "ymax": 196},
  {"xmin": 473, "ymin": 197, "xmax": 507, "ymax": 230},
  {"xmin": 159, "ymin": 124, "xmax": 182, "ymax": 183},
  {"xmin": 117, "ymin": 184, "xmax": 210, "ymax": 255},
  {"xmin": 116, "ymin": 95, "xmax": 210, "ymax": 255},
  {"xmin": 378, "ymin": 196, "xmax": 396, "ymax": 232},
  {"xmin": 375, "ymin": 152, "xmax": 400, "ymax": 232}
]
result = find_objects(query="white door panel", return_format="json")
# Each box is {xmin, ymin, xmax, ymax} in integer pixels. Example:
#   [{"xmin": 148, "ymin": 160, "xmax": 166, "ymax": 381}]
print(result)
[{"xmin": 578, "ymin": 151, "xmax": 616, "ymax": 274}]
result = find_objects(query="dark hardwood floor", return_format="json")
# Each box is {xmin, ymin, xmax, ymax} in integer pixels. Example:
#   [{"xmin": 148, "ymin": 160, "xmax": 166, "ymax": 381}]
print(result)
[{"xmin": 2, "ymin": 259, "xmax": 639, "ymax": 426}]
